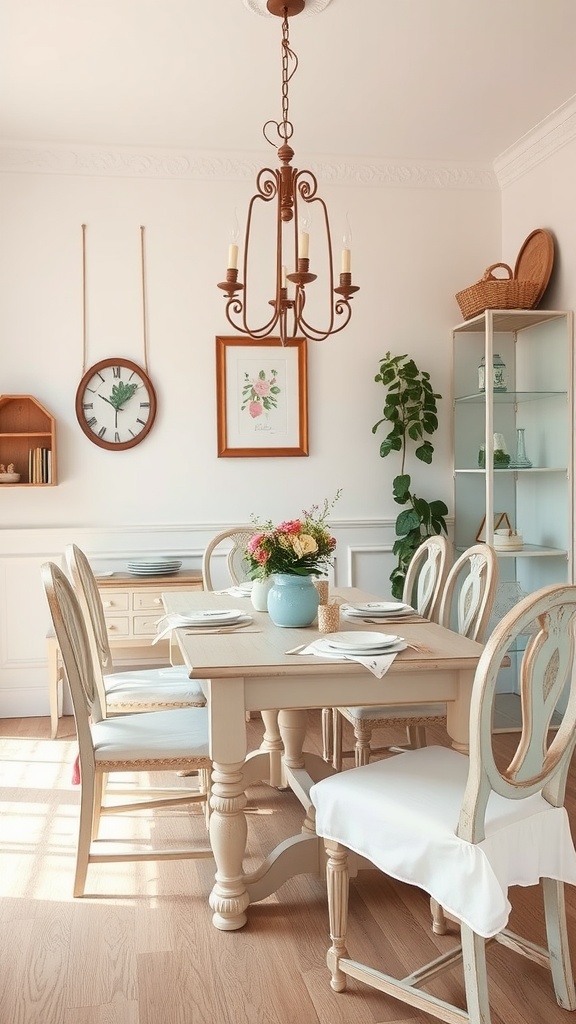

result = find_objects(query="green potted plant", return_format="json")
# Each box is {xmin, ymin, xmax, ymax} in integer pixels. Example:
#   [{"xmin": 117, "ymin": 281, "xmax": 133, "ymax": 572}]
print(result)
[{"xmin": 373, "ymin": 352, "xmax": 449, "ymax": 598}]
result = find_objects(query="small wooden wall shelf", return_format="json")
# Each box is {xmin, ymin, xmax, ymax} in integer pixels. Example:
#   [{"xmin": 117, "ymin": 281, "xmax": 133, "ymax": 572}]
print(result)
[{"xmin": 0, "ymin": 395, "xmax": 57, "ymax": 486}]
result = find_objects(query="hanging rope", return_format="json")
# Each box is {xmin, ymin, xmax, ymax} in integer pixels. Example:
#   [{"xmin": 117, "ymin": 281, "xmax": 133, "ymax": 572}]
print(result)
[
  {"xmin": 81, "ymin": 223, "xmax": 88, "ymax": 374},
  {"xmin": 140, "ymin": 225, "xmax": 149, "ymax": 373},
  {"xmin": 80, "ymin": 224, "xmax": 150, "ymax": 373}
]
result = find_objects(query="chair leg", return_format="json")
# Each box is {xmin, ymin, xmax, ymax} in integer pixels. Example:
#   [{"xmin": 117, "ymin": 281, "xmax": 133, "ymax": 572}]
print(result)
[
  {"xmin": 325, "ymin": 840, "xmax": 350, "ymax": 993},
  {"xmin": 406, "ymin": 724, "xmax": 428, "ymax": 749},
  {"xmin": 91, "ymin": 772, "xmax": 105, "ymax": 839},
  {"xmin": 353, "ymin": 722, "xmax": 373, "ymax": 767},
  {"xmin": 460, "ymin": 923, "xmax": 491, "ymax": 1024},
  {"xmin": 331, "ymin": 708, "xmax": 343, "ymax": 772},
  {"xmin": 74, "ymin": 763, "xmax": 96, "ymax": 897},
  {"xmin": 322, "ymin": 707, "xmax": 333, "ymax": 762},
  {"xmin": 542, "ymin": 877, "xmax": 576, "ymax": 1009},
  {"xmin": 430, "ymin": 897, "xmax": 448, "ymax": 935}
]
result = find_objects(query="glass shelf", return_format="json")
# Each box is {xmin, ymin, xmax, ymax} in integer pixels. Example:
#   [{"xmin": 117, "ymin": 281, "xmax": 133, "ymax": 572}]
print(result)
[
  {"xmin": 454, "ymin": 390, "xmax": 567, "ymax": 404},
  {"xmin": 454, "ymin": 467, "xmax": 567, "ymax": 474}
]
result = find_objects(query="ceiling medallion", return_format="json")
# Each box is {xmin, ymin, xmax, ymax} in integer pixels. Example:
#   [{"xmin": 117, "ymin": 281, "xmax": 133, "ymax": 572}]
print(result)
[{"xmin": 242, "ymin": 0, "xmax": 333, "ymax": 17}]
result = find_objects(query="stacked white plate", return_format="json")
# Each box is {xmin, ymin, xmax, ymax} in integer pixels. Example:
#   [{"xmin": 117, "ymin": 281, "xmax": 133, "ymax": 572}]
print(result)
[
  {"xmin": 182, "ymin": 608, "xmax": 248, "ymax": 627},
  {"xmin": 315, "ymin": 630, "xmax": 406, "ymax": 657},
  {"xmin": 341, "ymin": 601, "xmax": 414, "ymax": 621},
  {"xmin": 127, "ymin": 558, "xmax": 183, "ymax": 576}
]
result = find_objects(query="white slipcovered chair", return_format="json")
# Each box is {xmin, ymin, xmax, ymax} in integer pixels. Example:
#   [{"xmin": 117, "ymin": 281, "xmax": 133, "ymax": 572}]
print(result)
[
  {"xmin": 42, "ymin": 561, "xmax": 213, "ymax": 897},
  {"xmin": 65, "ymin": 543, "xmax": 206, "ymax": 715},
  {"xmin": 311, "ymin": 582, "xmax": 576, "ymax": 1024}
]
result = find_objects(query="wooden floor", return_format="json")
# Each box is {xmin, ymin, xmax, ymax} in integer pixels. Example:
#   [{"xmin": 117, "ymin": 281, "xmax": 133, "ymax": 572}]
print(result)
[{"xmin": 1, "ymin": 709, "xmax": 576, "ymax": 1024}]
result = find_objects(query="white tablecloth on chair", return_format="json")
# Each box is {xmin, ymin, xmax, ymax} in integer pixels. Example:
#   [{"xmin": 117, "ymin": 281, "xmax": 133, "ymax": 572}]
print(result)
[{"xmin": 310, "ymin": 745, "xmax": 576, "ymax": 937}]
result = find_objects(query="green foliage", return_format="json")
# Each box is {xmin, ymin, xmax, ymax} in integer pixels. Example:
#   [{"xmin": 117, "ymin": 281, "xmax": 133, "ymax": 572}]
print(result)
[
  {"xmin": 373, "ymin": 353, "xmax": 448, "ymax": 598},
  {"xmin": 108, "ymin": 380, "xmax": 138, "ymax": 410}
]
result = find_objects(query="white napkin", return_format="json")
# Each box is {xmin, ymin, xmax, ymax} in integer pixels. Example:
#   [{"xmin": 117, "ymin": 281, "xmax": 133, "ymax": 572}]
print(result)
[
  {"xmin": 152, "ymin": 612, "xmax": 251, "ymax": 644},
  {"xmin": 289, "ymin": 641, "xmax": 403, "ymax": 678},
  {"xmin": 214, "ymin": 585, "xmax": 253, "ymax": 598}
]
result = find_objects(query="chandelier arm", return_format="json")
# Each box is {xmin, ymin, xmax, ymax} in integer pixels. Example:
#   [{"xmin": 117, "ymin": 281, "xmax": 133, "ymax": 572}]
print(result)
[
  {"xmin": 225, "ymin": 298, "xmax": 281, "ymax": 340},
  {"xmin": 296, "ymin": 300, "xmax": 353, "ymax": 342}
]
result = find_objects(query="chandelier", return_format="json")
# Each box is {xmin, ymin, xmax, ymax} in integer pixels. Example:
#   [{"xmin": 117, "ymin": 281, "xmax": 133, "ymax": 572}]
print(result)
[{"xmin": 217, "ymin": 0, "xmax": 359, "ymax": 345}]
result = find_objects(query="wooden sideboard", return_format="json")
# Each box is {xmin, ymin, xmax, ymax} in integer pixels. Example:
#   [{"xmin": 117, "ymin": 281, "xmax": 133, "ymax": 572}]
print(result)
[{"xmin": 48, "ymin": 570, "xmax": 203, "ymax": 737}]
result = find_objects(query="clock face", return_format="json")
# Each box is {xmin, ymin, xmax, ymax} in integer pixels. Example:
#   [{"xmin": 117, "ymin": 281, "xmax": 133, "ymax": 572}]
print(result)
[{"xmin": 75, "ymin": 358, "xmax": 157, "ymax": 451}]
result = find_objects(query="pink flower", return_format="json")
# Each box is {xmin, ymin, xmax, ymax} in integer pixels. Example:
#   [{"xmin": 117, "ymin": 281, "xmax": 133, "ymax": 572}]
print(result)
[
  {"xmin": 253, "ymin": 379, "xmax": 270, "ymax": 397},
  {"xmin": 249, "ymin": 401, "xmax": 263, "ymax": 418},
  {"xmin": 277, "ymin": 519, "xmax": 302, "ymax": 534},
  {"xmin": 255, "ymin": 549, "xmax": 270, "ymax": 565},
  {"xmin": 247, "ymin": 533, "xmax": 265, "ymax": 554}
]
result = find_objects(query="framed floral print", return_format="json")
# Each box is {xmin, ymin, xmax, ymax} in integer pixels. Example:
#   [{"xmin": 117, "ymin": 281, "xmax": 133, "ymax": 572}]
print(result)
[{"xmin": 216, "ymin": 336, "xmax": 308, "ymax": 457}]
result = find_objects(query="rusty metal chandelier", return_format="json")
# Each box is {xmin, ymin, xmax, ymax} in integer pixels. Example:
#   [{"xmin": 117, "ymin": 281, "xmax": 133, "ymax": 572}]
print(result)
[{"xmin": 217, "ymin": 0, "xmax": 359, "ymax": 345}]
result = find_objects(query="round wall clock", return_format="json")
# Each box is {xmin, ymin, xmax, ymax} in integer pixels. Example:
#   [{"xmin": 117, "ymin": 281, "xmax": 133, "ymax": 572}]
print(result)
[{"xmin": 75, "ymin": 358, "xmax": 157, "ymax": 451}]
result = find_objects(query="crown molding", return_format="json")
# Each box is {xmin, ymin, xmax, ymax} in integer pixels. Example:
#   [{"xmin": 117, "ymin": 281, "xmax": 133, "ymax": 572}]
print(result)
[
  {"xmin": 0, "ymin": 142, "xmax": 497, "ymax": 190},
  {"xmin": 494, "ymin": 94, "xmax": 576, "ymax": 189}
]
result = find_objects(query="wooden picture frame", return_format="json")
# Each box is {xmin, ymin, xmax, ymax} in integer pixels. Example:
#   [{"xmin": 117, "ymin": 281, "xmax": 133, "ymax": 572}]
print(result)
[{"xmin": 216, "ymin": 336, "xmax": 308, "ymax": 458}]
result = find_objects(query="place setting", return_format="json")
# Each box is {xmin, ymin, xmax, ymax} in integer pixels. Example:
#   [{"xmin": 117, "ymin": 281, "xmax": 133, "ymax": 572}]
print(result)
[
  {"xmin": 152, "ymin": 608, "xmax": 259, "ymax": 643},
  {"xmin": 286, "ymin": 630, "xmax": 409, "ymax": 678},
  {"xmin": 340, "ymin": 600, "xmax": 423, "ymax": 624}
]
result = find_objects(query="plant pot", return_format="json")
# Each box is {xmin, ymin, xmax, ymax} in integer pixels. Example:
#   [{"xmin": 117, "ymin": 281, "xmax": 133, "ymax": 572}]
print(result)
[{"xmin": 267, "ymin": 573, "xmax": 319, "ymax": 627}]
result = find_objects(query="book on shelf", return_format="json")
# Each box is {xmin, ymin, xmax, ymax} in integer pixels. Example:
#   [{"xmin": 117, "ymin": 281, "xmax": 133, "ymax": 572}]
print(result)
[{"xmin": 28, "ymin": 446, "xmax": 52, "ymax": 483}]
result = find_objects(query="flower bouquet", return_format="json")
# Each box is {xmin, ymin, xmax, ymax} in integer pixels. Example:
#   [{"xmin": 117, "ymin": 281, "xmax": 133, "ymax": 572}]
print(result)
[{"xmin": 245, "ymin": 493, "xmax": 340, "ymax": 579}]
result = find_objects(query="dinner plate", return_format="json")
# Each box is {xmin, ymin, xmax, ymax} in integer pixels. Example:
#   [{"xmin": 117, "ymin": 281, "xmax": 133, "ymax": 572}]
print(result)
[
  {"xmin": 325, "ymin": 630, "xmax": 400, "ymax": 651},
  {"xmin": 342, "ymin": 603, "xmax": 414, "ymax": 618},
  {"xmin": 181, "ymin": 608, "xmax": 245, "ymax": 626},
  {"xmin": 314, "ymin": 639, "xmax": 407, "ymax": 658}
]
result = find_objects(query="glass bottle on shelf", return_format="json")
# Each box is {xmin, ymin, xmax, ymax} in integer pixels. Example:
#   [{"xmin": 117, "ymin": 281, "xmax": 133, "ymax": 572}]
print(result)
[{"xmin": 509, "ymin": 427, "xmax": 532, "ymax": 469}]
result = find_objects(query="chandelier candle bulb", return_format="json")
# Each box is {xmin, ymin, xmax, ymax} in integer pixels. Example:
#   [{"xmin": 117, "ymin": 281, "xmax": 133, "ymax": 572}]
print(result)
[
  {"xmin": 228, "ymin": 244, "xmax": 239, "ymax": 271},
  {"xmin": 281, "ymin": 265, "xmax": 287, "ymax": 287},
  {"xmin": 341, "ymin": 248, "xmax": 351, "ymax": 274},
  {"xmin": 298, "ymin": 230, "xmax": 309, "ymax": 260}
]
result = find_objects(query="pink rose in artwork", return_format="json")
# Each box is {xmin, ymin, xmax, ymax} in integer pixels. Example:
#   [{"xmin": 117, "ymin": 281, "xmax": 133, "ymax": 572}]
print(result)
[
  {"xmin": 253, "ymin": 379, "xmax": 271, "ymax": 397},
  {"xmin": 249, "ymin": 401, "xmax": 263, "ymax": 418}
]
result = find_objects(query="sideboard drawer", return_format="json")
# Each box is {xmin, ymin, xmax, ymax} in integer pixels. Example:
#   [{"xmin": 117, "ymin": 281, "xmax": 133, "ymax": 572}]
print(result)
[
  {"xmin": 99, "ymin": 590, "xmax": 130, "ymax": 612},
  {"xmin": 133, "ymin": 591, "xmax": 164, "ymax": 612},
  {"xmin": 133, "ymin": 614, "xmax": 161, "ymax": 637},
  {"xmin": 105, "ymin": 616, "xmax": 131, "ymax": 638}
]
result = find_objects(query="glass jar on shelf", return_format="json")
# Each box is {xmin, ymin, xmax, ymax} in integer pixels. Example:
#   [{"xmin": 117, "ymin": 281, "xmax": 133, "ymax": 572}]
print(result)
[{"xmin": 478, "ymin": 353, "xmax": 507, "ymax": 392}]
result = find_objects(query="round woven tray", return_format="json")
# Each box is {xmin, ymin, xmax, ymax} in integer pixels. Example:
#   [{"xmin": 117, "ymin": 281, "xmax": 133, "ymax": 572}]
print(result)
[{"xmin": 514, "ymin": 228, "xmax": 555, "ymax": 305}]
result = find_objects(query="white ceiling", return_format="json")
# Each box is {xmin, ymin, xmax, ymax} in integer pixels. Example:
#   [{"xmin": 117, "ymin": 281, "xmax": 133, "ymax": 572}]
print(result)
[{"xmin": 2, "ymin": 0, "xmax": 576, "ymax": 164}]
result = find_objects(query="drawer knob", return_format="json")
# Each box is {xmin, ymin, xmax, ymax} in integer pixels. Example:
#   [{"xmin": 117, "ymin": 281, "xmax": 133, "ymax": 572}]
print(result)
[
  {"xmin": 103, "ymin": 601, "xmax": 113, "ymax": 609},
  {"xmin": 154, "ymin": 597, "xmax": 161, "ymax": 605}
]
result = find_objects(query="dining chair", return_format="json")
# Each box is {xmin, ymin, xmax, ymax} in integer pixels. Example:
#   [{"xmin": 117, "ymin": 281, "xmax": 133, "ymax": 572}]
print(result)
[
  {"xmin": 65, "ymin": 544, "xmax": 206, "ymax": 715},
  {"xmin": 327, "ymin": 534, "xmax": 457, "ymax": 768},
  {"xmin": 332, "ymin": 541, "xmax": 498, "ymax": 770},
  {"xmin": 42, "ymin": 561, "xmax": 213, "ymax": 897},
  {"xmin": 201, "ymin": 526, "xmax": 257, "ymax": 591},
  {"xmin": 310, "ymin": 582, "xmax": 576, "ymax": 1024}
]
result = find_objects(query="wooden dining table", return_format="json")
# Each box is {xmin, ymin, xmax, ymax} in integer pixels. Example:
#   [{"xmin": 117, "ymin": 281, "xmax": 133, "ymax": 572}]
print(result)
[{"xmin": 162, "ymin": 586, "xmax": 485, "ymax": 931}]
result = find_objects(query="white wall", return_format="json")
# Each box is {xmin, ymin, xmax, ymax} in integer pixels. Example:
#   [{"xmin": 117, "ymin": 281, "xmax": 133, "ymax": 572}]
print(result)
[{"xmin": 0, "ymin": 142, "xmax": 503, "ymax": 716}]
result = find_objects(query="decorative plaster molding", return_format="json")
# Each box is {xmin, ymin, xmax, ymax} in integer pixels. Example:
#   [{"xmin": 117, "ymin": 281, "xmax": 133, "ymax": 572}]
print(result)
[
  {"xmin": 0, "ymin": 142, "xmax": 496, "ymax": 190},
  {"xmin": 494, "ymin": 94, "xmax": 576, "ymax": 189}
]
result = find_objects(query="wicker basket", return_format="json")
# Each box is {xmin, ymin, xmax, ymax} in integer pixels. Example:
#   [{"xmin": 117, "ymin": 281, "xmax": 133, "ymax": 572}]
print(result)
[{"xmin": 455, "ymin": 263, "xmax": 540, "ymax": 321}]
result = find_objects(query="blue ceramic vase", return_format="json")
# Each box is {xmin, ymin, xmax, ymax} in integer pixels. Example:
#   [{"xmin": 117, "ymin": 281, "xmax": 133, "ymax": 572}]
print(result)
[{"xmin": 267, "ymin": 572, "xmax": 319, "ymax": 627}]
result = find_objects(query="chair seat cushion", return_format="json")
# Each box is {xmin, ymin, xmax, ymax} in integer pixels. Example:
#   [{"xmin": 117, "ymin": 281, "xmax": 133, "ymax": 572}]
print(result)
[
  {"xmin": 92, "ymin": 706, "xmax": 210, "ymax": 762},
  {"xmin": 104, "ymin": 666, "xmax": 206, "ymax": 708},
  {"xmin": 310, "ymin": 745, "xmax": 576, "ymax": 937},
  {"xmin": 342, "ymin": 703, "xmax": 446, "ymax": 722}
]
